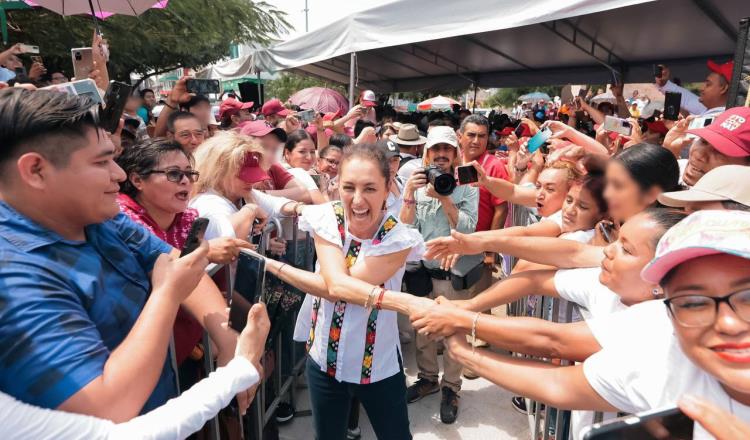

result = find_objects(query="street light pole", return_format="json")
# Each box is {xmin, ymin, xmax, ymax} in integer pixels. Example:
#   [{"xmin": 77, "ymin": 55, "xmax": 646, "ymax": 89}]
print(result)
[{"xmin": 304, "ymin": 0, "xmax": 309, "ymax": 32}]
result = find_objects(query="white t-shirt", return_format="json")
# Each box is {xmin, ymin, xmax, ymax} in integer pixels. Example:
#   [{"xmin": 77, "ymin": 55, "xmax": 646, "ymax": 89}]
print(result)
[
  {"xmin": 542, "ymin": 210, "xmax": 563, "ymax": 227},
  {"xmin": 293, "ymin": 202, "xmax": 425, "ymax": 384},
  {"xmin": 560, "ymin": 228, "xmax": 595, "ymax": 244},
  {"xmin": 286, "ymin": 167, "xmax": 319, "ymax": 191},
  {"xmin": 189, "ymin": 189, "xmax": 292, "ymax": 240},
  {"xmin": 583, "ymin": 323, "xmax": 750, "ymax": 439},
  {"xmin": 553, "ymin": 267, "xmax": 627, "ymax": 321}
]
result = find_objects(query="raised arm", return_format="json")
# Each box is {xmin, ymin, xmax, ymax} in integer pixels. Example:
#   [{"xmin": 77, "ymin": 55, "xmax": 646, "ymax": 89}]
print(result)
[
  {"xmin": 470, "ymin": 161, "xmax": 537, "ymax": 207},
  {"xmin": 445, "ymin": 335, "xmax": 617, "ymax": 411}
]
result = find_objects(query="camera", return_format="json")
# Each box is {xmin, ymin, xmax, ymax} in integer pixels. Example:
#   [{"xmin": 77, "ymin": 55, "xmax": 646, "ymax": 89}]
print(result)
[{"xmin": 425, "ymin": 165, "xmax": 456, "ymax": 196}]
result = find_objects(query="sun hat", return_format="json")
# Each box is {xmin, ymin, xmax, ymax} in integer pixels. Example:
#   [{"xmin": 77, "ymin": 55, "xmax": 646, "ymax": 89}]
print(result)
[
  {"xmin": 388, "ymin": 123, "xmax": 427, "ymax": 146},
  {"xmin": 658, "ymin": 165, "xmax": 750, "ymax": 208}
]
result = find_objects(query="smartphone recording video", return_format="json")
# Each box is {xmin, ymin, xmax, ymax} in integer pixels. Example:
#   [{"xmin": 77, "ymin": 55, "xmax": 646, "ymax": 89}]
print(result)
[
  {"xmin": 527, "ymin": 128, "xmax": 551, "ymax": 153},
  {"xmin": 229, "ymin": 250, "xmax": 266, "ymax": 333},
  {"xmin": 180, "ymin": 218, "xmax": 209, "ymax": 257},
  {"xmin": 456, "ymin": 165, "xmax": 478, "ymax": 185},
  {"xmin": 603, "ymin": 115, "xmax": 633, "ymax": 137},
  {"xmin": 583, "ymin": 407, "xmax": 693, "ymax": 439},
  {"xmin": 663, "ymin": 92, "xmax": 682, "ymax": 121},
  {"xmin": 186, "ymin": 79, "xmax": 221, "ymax": 95},
  {"xmin": 99, "ymin": 81, "xmax": 133, "ymax": 134}
]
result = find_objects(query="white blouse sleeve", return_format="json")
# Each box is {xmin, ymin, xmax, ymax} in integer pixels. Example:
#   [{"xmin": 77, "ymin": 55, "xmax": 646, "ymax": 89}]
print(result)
[
  {"xmin": 298, "ymin": 203, "xmax": 342, "ymax": 246},
  {"xmin": 367, "ymin": 223, "xmax": 425, "ymax": 262},
  {"xmin": 252, "ymin": 189, "xmax": 293, "ymax": 220}
]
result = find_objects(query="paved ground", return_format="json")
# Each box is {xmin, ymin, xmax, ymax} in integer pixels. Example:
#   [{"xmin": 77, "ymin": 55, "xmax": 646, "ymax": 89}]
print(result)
[{"xmin": 279, "ymin": 322, "xmax": 529, "ymax": 440}]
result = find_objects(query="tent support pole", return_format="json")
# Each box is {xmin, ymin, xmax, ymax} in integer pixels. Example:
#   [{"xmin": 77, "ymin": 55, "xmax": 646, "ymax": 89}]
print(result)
[
  {"xmin": 257, "ymin": 71, "xmax": 262, "ymax": 105},
  {"xmin": 348, "ymin": 52, "xmax": 356, "ymax": 108},
  {"xmin": 472, "ymin": 83, "xmax": 478, "ymax": 112}
]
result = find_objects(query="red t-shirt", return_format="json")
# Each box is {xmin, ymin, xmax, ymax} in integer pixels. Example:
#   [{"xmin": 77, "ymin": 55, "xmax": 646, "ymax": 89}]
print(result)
[
  {"xmin": 117, "ymin": 194, "xmax": 205, "ymax": 365},
  {"xmin": 268, "ymin": 162, "xmax": 295, "ymax": 190},
  {"xmin": 475, "ymin": 152, "xmax": 509, "ymax": 231}
]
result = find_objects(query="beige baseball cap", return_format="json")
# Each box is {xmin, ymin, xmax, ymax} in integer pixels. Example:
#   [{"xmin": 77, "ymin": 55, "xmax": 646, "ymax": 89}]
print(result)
[{"xmin": 658, "ymin": 165, "xmax": 750, "ymax": 207}]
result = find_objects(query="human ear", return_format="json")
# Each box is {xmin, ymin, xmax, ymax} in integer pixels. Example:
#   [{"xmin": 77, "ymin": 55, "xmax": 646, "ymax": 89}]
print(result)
[{"xmin": 16, "ymin": 152, "xmax": 51, "ymax": 190}]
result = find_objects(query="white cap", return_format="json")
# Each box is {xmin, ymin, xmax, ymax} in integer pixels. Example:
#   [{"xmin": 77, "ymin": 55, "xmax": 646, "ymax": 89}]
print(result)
[
  {"xmin": 425, "ymin": 126, "xmax": 458, "ymax": 149},
  {"xmin": 658, "ymin": 165, "xmax": 750, "ymax": 208}
]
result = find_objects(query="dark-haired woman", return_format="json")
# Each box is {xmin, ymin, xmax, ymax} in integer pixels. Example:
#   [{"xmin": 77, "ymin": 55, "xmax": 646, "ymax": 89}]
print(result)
[
  {"xmin": 116, "ymin": 137, "xmax": 253, "ymax": 365},
  {"xmin": 258, "ymin": 144, "xmax": 433, "ymax": 439},
  {"xmin": 283, "ymin": 129, "xmax": 327, "ymax": 204}
]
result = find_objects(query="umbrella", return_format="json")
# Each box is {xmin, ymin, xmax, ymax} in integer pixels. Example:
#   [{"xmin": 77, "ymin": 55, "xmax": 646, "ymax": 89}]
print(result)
[
  {"xmin": 288, "ymin": 87, "xmax": 349, "ymax": 114},
  {"xmin": 417, "ymin": 95, "xmax": 460, "ymax": 111},
  {"xmin": 24, "ymin": 0, "xmax": 167, "ymax": 17},
  {"xmin": 590, "ymin": 92, "xmax": 617, "ymax": 105},
  {"xmin": 518, "ymin": 92, "xmax": 551, "ymax": 104}
]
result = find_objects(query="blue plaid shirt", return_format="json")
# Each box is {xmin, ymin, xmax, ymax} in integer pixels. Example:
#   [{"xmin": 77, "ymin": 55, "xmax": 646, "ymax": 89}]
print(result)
[{"xmin": 0, "ymin": 201, "xmax": 175, "ymax": 412}]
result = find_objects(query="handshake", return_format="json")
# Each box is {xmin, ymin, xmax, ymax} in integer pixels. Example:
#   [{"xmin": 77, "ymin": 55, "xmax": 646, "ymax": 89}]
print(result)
[{"xmin": 406, "ymin": 294, "xmax": 481, "ymax": 356}]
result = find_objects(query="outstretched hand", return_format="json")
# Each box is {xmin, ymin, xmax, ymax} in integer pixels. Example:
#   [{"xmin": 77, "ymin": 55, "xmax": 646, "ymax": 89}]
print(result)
[
  {"xmin": 424, "ymin": 229, "xmax": 485, "ymax": 262},
  {"xmin": 679, "ymin": 394, "xmax": 750, "ymax": 440},
  {"xmin": 410, "ymin": 296, "xmax": 466, "ymax": 338},
  {"xmin": 151, "ymin": 240, "xmax": 210, "ymax": 303}
]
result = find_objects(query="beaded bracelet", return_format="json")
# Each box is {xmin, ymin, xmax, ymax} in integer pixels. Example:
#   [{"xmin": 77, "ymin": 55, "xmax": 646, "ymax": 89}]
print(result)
[{"xmin": 375, "ymin": 287, "xmax": 386, "ymax": 310}]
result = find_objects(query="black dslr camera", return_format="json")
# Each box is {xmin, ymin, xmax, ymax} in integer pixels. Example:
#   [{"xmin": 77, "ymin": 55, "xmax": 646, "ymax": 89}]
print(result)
[{"xmin": 424, "ymin": 165, "xmax": 456, "ymax": 196}]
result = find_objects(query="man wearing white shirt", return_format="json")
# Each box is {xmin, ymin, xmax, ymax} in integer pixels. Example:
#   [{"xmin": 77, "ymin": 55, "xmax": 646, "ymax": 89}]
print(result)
[{"xmin": 655, "ymin": 60, "xmax": 733, "ymax": 117}]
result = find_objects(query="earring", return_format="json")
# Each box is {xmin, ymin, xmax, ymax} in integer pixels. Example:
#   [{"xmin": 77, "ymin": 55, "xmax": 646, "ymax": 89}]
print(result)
[
  {"xmin": 382, "ymin": 201, "xmax": 387, "ymax": 211},
  {"xmin": 652, "ymin": 287, "xmax": 661, "ymax": 297}
]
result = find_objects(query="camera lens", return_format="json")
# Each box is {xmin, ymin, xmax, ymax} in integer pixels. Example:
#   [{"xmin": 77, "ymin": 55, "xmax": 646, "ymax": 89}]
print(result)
[
  {"xmin": 75, "ymin": 52, "xmax": 82, "ymax": 61},
  {"xmin": 425, "ymin": 166, "xmax": 456, "ymax": 196}
]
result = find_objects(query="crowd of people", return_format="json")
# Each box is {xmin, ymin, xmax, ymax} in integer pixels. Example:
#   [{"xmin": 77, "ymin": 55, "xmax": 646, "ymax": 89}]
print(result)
[{"xmin": 2, "ymin": 37, "xmax": 750, "ymax": 440}]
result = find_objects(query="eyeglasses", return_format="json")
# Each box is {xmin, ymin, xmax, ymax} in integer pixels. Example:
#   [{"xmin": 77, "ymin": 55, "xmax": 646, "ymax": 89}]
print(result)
[
  {"xmin": 175, "ymin": 130, "xmax": 206, "ymax": 139},
  {"xmin": 149, "ymin": 169, "xmax": 200, "ymax": 183},
  {"xmin": 322, "ymin": 157, "xmax": 340, "ymax": 166},
  {"xmin": 664, "ymin": 289, "xmax": 750, "ymax": 327}
]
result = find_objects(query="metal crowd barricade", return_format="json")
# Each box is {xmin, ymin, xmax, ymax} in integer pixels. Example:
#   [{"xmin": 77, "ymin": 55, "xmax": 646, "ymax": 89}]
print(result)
[
  {"xmin": 502, "ymin": 204, "xmax": 603, "ymax": 440},
  {"xmin": 175, "ymin": 215, "xmax": 314, "ymax": 440}
]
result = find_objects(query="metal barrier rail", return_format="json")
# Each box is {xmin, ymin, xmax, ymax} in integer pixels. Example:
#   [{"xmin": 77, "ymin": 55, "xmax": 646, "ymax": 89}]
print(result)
[
  {"xmin": 176, "ymin": 215, "xmax": 313, "ymax": 440},
  {"xmin": 503, "ymin": 203, "xmax": 603, "ymax": 440}
]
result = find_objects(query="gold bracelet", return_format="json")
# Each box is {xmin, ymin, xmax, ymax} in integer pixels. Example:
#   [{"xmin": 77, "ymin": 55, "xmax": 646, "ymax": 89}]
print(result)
[
  {"xmin": 471, "ymin": 312, "xmax": 481, "ymax": 354},
  {"xmin": 364, "ymin": 286, "xmax": 377, "ymax": 309}
]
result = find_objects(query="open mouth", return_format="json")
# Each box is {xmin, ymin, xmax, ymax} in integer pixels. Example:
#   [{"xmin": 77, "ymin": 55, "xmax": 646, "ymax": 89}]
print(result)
[
  {"xmin": 351, "ymin": 207, "xmax": 370, "ymax": 220},
  {"xmin": 175, "ymin": 190, "xmax": 190, "ymax": 201}
]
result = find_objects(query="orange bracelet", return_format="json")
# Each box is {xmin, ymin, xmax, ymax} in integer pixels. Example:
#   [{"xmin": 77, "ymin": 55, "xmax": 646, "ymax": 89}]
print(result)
[{"xmin": 375, "ymin": 287, "xmax": 386, "ymax": 310}]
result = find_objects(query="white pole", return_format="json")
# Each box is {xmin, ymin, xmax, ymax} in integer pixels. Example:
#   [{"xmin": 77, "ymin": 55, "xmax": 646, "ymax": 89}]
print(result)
[{"xmin": 348, "ymin": 52, "xmax": 356, "ymax": 108}]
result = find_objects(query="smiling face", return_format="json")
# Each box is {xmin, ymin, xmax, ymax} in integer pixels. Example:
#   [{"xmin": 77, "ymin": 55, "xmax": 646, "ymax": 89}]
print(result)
[
  {"xmin": 285, "ymin": 138, "xmax": 316, "ymax": 171},
  {"xmin": 171, "ymin": 116, "xmax": 205, "ymax": 154},
  {"xmin": 664, "ymin": 254, "xmax": 750, "ymax": 403},
  {"xmin": 317, "ymin": 148, "xmax": 342, "ymax": 177},
  {"xmin": 561, "ymin": 183, "xmax": 605, "ymax": 233},
  {"xmin": 338, "ymin": 156, "xmax": 389, "ymax": 238},
  {"xmin": 535, "ymin": 167, "xmax": 570, "ymax": 217},
  {"xmin": 683, "ymin": 138, "xmax": 748, "ymax": 187},
  {"xmin": 598, "ymin": 212, "xmax": 661, "ymax": 304},
  {"xmin": 427, "ymin": 143, "xmax": 456, "ymax": 173},
  {"xmin": 132, "ymin": 150, "xmax": 193, "ymax": 216}
]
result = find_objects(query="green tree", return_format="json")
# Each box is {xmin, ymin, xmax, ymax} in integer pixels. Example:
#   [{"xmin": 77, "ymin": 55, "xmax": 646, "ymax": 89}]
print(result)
[
  {"xmin": 5, "ymin": 0, "xmax": 288, "ymax": 83},
  {"xmin": 486, "ymin": 86, "xmax": 563, "ymax": 108},
  {"xmin": 265, "ymin": 72, "xmax": 347, "ymax": 102}
]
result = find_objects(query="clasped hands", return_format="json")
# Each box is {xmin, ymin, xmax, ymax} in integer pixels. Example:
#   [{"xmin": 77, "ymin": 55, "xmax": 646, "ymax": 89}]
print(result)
[{"xmin": 407, "ymin": 295, "xmax": 476, "ymax": 355}]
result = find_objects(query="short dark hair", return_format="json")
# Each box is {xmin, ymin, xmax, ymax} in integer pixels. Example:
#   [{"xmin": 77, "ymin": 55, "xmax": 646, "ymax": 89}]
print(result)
[
  {"xmin": 340, "ymin": 143, "xmax": 389, "ymax": 186},
  {"xmin": 319, "ymin": 145, "xmax": 342, "ymax": 159},
  {"xmin": 354, "ymin": 119, "xmax": 375, "ymax": 138},
  {"xmin": 642, "ymin": 207, "xmax": 688, "ymax": 249},
  {"xmin": 0, "ymin": 89, "xmax": 98, "ymax": 175},
  {"xmin": 116, "ymin": 137, "xmax": 190, "ymax": 198},
  {"xmin": 329, "ymin": 133, "xmax": 353, "ymax": 149},
  {"xmin": 284, "ymin": 129, "xmax": 313, "ymax": 153},
  {"xmin": 721, "ymin": 200, "xmax": 750, "ymax": 211},
  {"xmin": 139, "ymin": 88, "xmax": 155, "ymax": 98},
  {"xmin": 613, "ymin": 143, "xmax": 680, "ymax": 195},
  {"xmin": 185, "ymin": 95, "xmax": 210, "ymax": 111},
  {"xmin": 459, "ymin": 114, "xmax": 490, "ymax": 133},
  {"xmin": 167, "ymin": 111, "xmax": 200, "ymax": 133}
]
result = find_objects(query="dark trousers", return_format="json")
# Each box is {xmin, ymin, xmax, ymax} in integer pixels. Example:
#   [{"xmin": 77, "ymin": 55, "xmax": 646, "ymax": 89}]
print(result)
[{"xmin": 305, "ymin": 357, "xmax": 412, "ymax": 440}]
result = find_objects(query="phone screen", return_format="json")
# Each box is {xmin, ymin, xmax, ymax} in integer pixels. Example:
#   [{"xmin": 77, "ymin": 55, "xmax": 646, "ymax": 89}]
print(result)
[
  {"xmin": 456, "ymin": 165, "xmax": 478, "ymax": 185},
  {"xmin": 514, "ymin": 121, "xmax": 526, "ymax": 138},
  {"xmin": 180, "ymin": 218, "xmax": 209, "ymax": 257},
  {"xmin": 100, "ymin": 81, "xmax": 133, "ymax": 134},
  {"xmin": 298, "ymin": 109, "xmax": 315, "ymax": 122},
  {"xmin": 664, "ymin": 92, "xmax": 682, "ymax": 121},
  {"xmin": 186, "ymin": 79, "xmax": 221, "ymax": 95},
  {"xmin": 527, "ymin": 128, "xmax": 551, "ymax": 153},
  {"xmin": 583, "ymin": 407, "xmax": 693, "ymax": 439},
  {"xmin": 229, "ymin": 251, "xmax": 266, "ymax": 333}
]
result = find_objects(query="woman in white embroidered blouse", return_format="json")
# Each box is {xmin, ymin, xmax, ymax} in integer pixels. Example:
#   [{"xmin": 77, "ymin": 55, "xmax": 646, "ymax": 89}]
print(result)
[{"xmin": 262, "ymin": 143, "xmax": 433, "ymax": 440}]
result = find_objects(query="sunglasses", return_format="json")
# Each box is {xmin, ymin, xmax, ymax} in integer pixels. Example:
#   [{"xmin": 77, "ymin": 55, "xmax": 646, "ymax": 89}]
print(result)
[{"xmin": 149, "ymin": 169, "xmax": 200, "ymax": 183}]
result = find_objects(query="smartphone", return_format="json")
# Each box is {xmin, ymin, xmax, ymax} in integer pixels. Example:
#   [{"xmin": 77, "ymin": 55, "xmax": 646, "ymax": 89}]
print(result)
[
  {"xmin": 688, "ymin": 116, "xmax": 715, "ymax": 130},
  {"xmin": 663, "ymin": 92, "xmax": 682, "ymax": 121},
  {"xmin": 229, "ymin": 249, "xmax": 266, "ymax": 333},
  {"xmin": 527, "ymin": 128, "xmax": 551, "ymax": 153},
  {"xmin": 578, "ymin": 88, "xmax": 589, "ymax": 98},
  {"xmin": 30, "ymin": 55, "xmax": 43, "ymax": 65},
  {"xmin": 514, "ymin": 121, "xmax": 526, "ymax": 138},
  {"xmin": 19, "ymin": 43, "xmax": 39, "ymax": 54},
  {"xmin": 185, "ymin": 79, "xmax": 221, "ymax": 95},
  {"xmin": 603, "ymin": 115, "xmax": 633, "ymax": 136},
  {"xmin": 180, "ymin": 218, "xmax": 209, "ymax": 257},
  {"xmin": 99, "ymin": 81, "xmax": 133, "ymax": 134},
  {"xmin": 456, "ymin": 164, "xmax": 479, "ymax": 185},
  {"xmin": 71, "ymin": 47, "xmax": 94, "ymax": 80},
  {"xmin": 653, "ymin": 64, "xmax": 664, "ymax": 78},
  {"xmin": 597, "ymin": 222, "xmax": 615, "ymax": 244},
  {"xmin": 582, "ymin": 407, "xmax": 693, "ymax": 439},
  {"xmin": 298, "ymin": 109, "xmax": 315, "ymax": 123},
  {"xmin": 41, "ymin": 79, "xmax": 102, "ymax": 104}
]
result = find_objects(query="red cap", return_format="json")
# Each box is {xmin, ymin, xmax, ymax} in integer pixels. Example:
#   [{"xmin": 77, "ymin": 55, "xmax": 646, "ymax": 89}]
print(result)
[
  {"xmin": 261, "ymin": 99, "xmax": 290, "ymax": 117},
  {"xmin": 238, "ymin": 153, "xmax": 270, "ymax": 183},
  {"xmin": 499, "ymin": 127, "xmax": 514, "ymax": 136},
  {"xmin": 239, "ymin": 120, "xmax": 288, "ymax": 142},
  {"xmin": 323, "ymin": 110, "xmax": 342, "ymax": 121},
  {"xmin": 707, "ymin": 59, "xmax": 734, "ymax": 83},
  {"xmin": 688, "ymin": 107, "xmax": 750, "ymax": 158},
  {"xmin": 645, "ymin": 120, "xmax": 668, "ymax": 135},
  {"xmin": 219, "ymin": 98, "xmax": 253, "ymax": 119},
  {"xmin": 361, "ymin": 90, "xmax": 377, "ymax": 107}
]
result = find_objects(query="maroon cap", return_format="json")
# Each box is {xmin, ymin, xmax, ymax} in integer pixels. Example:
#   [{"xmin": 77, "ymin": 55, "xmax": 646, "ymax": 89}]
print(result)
[
  {"xmin": 219, "ymin": 98, "xmax": 253, "ymax": 119},
  {"xmin": 239, "ymin": 120, "xmax": 288, "ymax": 142},
  {"xmin": 238, "ymin": 153, "xmax": 270, "ymax": 183},
  {"xmin": 688, "ymin": 107, "xmax": 750, "ymax": 158},
  {"xmin": 261, "ymin": 99, "xmax": 290, "ymax": 117}
]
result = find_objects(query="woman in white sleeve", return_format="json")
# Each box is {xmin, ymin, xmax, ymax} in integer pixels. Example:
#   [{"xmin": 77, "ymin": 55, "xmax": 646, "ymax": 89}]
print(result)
[
  {"xmin": 259, "ymin": 143, "xmax": 434, "ymax": 439},
  {"xmin": 188, "ymin": 131, "xmax": 304, "ymax": 241},
  {"xmin": 0, "ymin": 304, "xmax": 268, "ymax": 440}
]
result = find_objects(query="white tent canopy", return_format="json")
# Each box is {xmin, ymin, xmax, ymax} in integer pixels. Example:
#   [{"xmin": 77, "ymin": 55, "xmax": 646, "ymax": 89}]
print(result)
[{"xmin": 201, "ymin": 0, "xmax": 749, "ymax": 93}]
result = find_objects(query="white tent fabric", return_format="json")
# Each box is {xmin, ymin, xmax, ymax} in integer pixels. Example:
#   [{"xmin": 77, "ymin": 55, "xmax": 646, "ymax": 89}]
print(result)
[{"xmin": 201, "ymin": 0, "xmax": 749, "ymax": 92}]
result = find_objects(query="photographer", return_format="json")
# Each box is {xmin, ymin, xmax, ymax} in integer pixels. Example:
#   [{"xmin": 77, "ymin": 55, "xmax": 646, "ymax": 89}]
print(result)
[{"xmin": 400, "ymin": 126, "xmax": 480, "ymax": 425}]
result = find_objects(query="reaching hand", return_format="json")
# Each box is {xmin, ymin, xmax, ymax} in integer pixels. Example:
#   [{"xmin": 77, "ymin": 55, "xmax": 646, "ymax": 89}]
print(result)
[
  {"xmin": 521, "ymin": 118, "xmax": 539, "ymax": 135},
  {"xmin": 207, "ymin": 237, "xmax": 254, "ymax": 264},
  {"xmin": 231, "ymin": 303, "xmax": 271, "ymax": 415},
  {"xmin": 424, "ymin": 230, "xmax": 485, "ymax": 261},
  {"xmin": 505, "ymin": 131, "xmax": 520, "ymax": 152},
  {"xmin": 410, "ymin": 296, "xmax": 465, "ymax": 338},
  {"xmin": 679, "ymin": 394, "xmax": 750, "ymax": 440},
  {"xmin": 355, "ymin": 126, "xmax": 377, "ymax": 144},
  {"xmin": 663, "ymin": 115, "xmax": 693, "ymax": 157},
  {"xmin": 150, "ymin": 241, "xmax": 209, "ymax": 303},
  {"xmin": 284, "ymin": 115, "xmax": 301, "ymax": 133},
  {"xmin": 28, "ymin": 62, "xmax": 46, "ymax": 81},
  {"xmin": 468, "ymin": 160, "xmax": 488, "ymax": 186},
  {"xmin": 169, "ymin": 76, "xmax": 196, "ymax": 106},
  {"xmin": 267, "ymin": 237, "xmax": 286, "ymax": 256}
]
